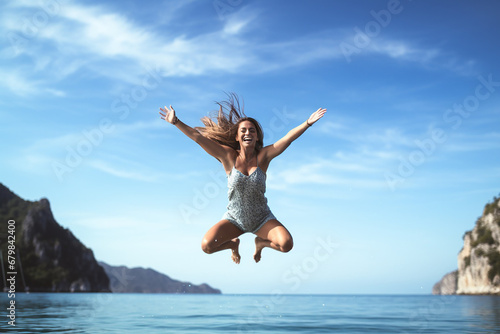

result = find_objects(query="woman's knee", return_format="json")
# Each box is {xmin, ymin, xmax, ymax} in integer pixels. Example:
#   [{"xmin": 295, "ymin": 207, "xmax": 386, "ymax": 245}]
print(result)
[
  {"xmin": 201, "ymin": 238, "xmax": 214, "ymax": 254},
  {"xmin": 281, "ymin": 236, "xmax": 293, "ymax": 253}
]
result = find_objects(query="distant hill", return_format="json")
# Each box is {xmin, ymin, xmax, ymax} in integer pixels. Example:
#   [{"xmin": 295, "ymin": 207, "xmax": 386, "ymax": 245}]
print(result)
[
  {"xmin": 434, "ymin": 195, "xmax": 500, "ymax": 295},
  {"xmin": 99, "ymin": 262, "xmax": 221, "ymax": 294},
  {"xmin": 0, "ymin": 183, "xmax": 109, "ymax": 292}
]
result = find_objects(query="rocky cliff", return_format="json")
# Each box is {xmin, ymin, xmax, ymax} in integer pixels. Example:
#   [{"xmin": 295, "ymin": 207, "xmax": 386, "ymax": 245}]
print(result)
[
  {"xmin": 99, "ymin": 262, "xmax": 221, "ymax": 294},
  {"xmin": 432, "ymin": 270, "xmax": 457, "ymax": 295},
  {"xmin": 0, "ymin": 183, "xmax": 110, "ymax": 292},
  {"xmin": 434, "ymin": 196, "xmax": 500, "ymax": 295}
]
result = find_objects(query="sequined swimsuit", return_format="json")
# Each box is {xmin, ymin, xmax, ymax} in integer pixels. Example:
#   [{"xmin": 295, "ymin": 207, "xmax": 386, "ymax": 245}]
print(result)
[{"xmin": 222, "ymin": 158, "xmax": 276, "ymax": 233}]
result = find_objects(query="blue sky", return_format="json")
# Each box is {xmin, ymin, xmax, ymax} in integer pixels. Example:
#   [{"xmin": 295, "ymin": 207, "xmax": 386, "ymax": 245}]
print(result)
[{"xmin": 1, "ymin": 0, "xmax": 499, "ymax": 294}]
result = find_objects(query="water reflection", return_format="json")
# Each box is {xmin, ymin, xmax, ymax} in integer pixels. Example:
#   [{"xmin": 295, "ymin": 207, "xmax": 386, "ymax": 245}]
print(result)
[
  {"xmin": 10, "ymin": 293, "xmax": 112, "ymax": 333},
  {"xmin": 462, "ymin": 295, "xmax": 500, "ymax": 332}
]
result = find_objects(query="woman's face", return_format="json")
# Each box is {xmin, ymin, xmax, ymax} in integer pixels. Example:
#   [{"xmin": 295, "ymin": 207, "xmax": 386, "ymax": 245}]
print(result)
[{"xmin": 236, "ymin": 120, "xmax": 257, "ymax": 149}]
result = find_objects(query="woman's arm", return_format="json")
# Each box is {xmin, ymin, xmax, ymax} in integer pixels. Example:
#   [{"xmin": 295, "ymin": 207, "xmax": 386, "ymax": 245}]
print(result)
[
  {"xmin": 159, "ymin": 105, "xmax": 233, "ymax": 166},
  {"xmin": 261, "ymin": 108, "xmax": 327, "ymax": 162}
]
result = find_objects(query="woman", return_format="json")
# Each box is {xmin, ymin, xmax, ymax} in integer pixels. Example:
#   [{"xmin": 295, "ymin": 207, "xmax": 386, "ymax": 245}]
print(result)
[{"xmin": 159, "ymin": 94, "xmax": 326, "ymax": 263}]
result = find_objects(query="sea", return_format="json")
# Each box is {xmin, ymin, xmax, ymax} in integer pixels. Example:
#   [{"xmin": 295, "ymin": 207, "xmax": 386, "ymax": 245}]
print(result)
[{"xmin": 1, "ymin": 293, "xmax": 500, "ymax": 333}]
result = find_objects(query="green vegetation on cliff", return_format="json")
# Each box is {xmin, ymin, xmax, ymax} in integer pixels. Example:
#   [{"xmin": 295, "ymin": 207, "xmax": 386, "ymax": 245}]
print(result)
[
  {"xmin": 463, "ymin": 256, "xmax": 471, "ymax": 268},
  {"xmin": 487, "ymin": 250, "xmax": 500, "ymax": 284},
  {"xmin": 484, "ymin": 196, "xmax": 500, "ymax": 216},
  {"xmin": 471, "ymin": 219, "xmax": 495, "ymax": 248},
  {"xmin": 0, "ymin": 188, "xmax": 32, "ymax": 244}
]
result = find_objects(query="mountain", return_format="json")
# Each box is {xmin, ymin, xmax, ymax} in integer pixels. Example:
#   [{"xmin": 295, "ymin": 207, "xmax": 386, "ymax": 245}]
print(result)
[
  {"xmin": 432, "ymin": 270, "xmax": 457, "ymax": 295},
  {"xmin": 0, "ymin": 183, "xmax": 110, "ymax": 292},
  {"xmin": 433, "ymin": 195, "xmax": 500, "ymax": 295},
  {"xmin": 99, "ymin": 262, "xmax": 221, "ymax": 294}
]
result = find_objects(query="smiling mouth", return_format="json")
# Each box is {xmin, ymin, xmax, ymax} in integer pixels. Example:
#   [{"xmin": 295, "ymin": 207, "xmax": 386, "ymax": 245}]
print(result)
[{"xmin": 243, "ymin": 137, "xmax": 253, "ymax": 142}]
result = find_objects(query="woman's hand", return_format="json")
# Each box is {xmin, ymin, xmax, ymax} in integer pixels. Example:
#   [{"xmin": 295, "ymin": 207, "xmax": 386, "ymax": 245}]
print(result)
[
  {"xmin": 159, "ymin": 105, "xmax": 177, "ymax": 124},
  {"xmin": 307, "ymin": 108, "xmax": 327, "ymax": 126}
]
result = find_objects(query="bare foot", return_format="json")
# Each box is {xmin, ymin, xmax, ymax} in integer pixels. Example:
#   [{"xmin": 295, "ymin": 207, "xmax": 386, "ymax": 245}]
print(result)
[
  {"xmin": 231, "ymin": 238, "xmax": 241, "ymax": 264},
  {"xmin": 253, "ymin": 237, "xmax": 266, "ymax": 263}
]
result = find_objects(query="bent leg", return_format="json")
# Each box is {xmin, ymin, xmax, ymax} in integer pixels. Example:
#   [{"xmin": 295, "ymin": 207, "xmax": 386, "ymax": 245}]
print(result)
[
  {"xmin": 253, "ymin": 219, "xmax": 293, "ymax": 263},
  {"xmin": 201, "ymin": 219, "xmax": 245, "ymax": 264}
]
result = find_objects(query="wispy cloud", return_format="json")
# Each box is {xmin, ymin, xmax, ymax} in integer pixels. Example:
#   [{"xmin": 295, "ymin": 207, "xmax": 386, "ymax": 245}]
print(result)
[
  {"xmin": 365, "ymin": 39, "xmax": 478, "ymax": 76},
  {"xmin": 0, "ymin": 68, "xmax": 40, "ymax": 96},
  {"xmin": 443, "ymin": 132, "xmax": 500, "ymax": 152},
  {"xmin": 9, "ymin": 119, "xmax": 167, "ymax": 177},
  {"xmin": 9, "ymin": 133, "xmax": 82, "ymax": 175},
  {"xmin": 2, "ymin": 0, "xmax": 479, "ymax": 100},
  {"xmin": 269, "ymin": 113, "xmax": 500, "ymax": 194},
  {"xmin": 268, "ymin": 156, "xmax": 390, "ymax": 194},
  {"xmin": 72, "ymin": 216, "xmax": 139, "ymax": 230},
  {"xmin": 87, "ymin": 159, "xmax": 159, "ymax": 182},
  {"xmin": 268, "ymin": 134, "xmax": 399, "ymax": 192},
  {"xmin": 110, "ymin": 120, "xmax": 167, "ymax": 136},
  {"xmin": 315, "ymin": 119, "xmax": 413, "ymax": 149},
  {"xmin": 222, "ymin": 6, "xmax": 258, "ymax": 35}
]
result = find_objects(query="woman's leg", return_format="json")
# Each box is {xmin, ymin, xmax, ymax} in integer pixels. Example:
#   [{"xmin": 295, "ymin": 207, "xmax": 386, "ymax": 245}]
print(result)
[
  {"xmin": 201, "ymin": 219, "xmax": 245, "ymax": 264},
  {"xmin": 253, "ymin": 219, "xmax": 293, "ymax": 263}
]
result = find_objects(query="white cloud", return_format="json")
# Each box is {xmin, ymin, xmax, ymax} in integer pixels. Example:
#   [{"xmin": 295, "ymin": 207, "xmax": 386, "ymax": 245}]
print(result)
[
  {"xmin": 266, "ymin": 114, "xmax": 499, "ymax": 194},
  {"xmin": 0, "ymin": 68, "xmax": 41, "ymax": 96},
  {"xmin": 443, "ymin": 132, "xmax": 500, "ymax": 152},
  {"xmin": 72, "ymin": 216, "xmax": 139, "ymax": 230},
  {"xmin": 0, "ymin": 0, "xmax": 479, "ymax": 99},
  {"xmin": 69, "ymin": 210, "xmax": 177, "ymax": 232},
  {"xmin": 9, "ymin": 118, "xmax": 169, "ymax": 178},
  {"xmin": 0, "ymin": 2, "xmax": 342, "ymax": 95},
  {"xmin": 367, "ymin": 39, "xmax": 477, "ymax": 76},
  {"xmin": 6, "ymin": 132, "xmax": 86, "ymax": 178},
  {"xmin": 268, "ymin": 151, "xmax": 392, "ymax": 193},
  {"xmin": 223, "ymin": 7, "xmax": 258, "ymax": 35},
  {"xmin": 110, "ymin": 120, "xmax": 167, "ymax": 136},
  {"xmin": 45, "ymin": 88, "xmax": 66, "ymax": 97},
  {"xmin": 316, "ymin": 120, "xmax": 413, "ymax": 149},
  {"xmin": 87, "ymin": 159, "xmax": 159, "ymax": 182}
]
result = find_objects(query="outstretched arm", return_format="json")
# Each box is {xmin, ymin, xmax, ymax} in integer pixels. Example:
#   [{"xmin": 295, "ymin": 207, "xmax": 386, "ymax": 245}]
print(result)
[
  {"xmin": 262, "ymin": 108, "xmax": 327, "ymax": 162},
  {"xmin": 159, "ymin": 105, "xmax": 233, "ymax": 166}
]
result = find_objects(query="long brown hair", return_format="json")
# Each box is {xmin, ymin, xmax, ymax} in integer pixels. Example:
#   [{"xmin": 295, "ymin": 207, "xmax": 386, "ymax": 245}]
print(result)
[{"xmin": 196, "ymin": 93, "xmax": 264, "ymax": 151}]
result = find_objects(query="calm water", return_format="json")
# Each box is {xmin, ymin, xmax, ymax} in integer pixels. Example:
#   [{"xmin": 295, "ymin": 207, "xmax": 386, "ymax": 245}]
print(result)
[{"xmin": 1, "ymin": 294, "xmax": 500, "ymax": 333}]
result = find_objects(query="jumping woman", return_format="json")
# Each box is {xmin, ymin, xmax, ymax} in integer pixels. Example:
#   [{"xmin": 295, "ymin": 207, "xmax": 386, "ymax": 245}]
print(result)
[{"xmin": 159, "ymin": 94, "xmax": 326, "ymax": 263}]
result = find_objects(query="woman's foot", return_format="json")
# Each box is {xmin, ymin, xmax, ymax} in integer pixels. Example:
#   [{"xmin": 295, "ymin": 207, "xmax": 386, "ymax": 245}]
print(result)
[
  {"xmin": 253, "ymin": 237, "xmax": 267, "ymax": 263},
  {"xmin": 231, "ymin": 238, "xmax": 241, "ymax": 264}
]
